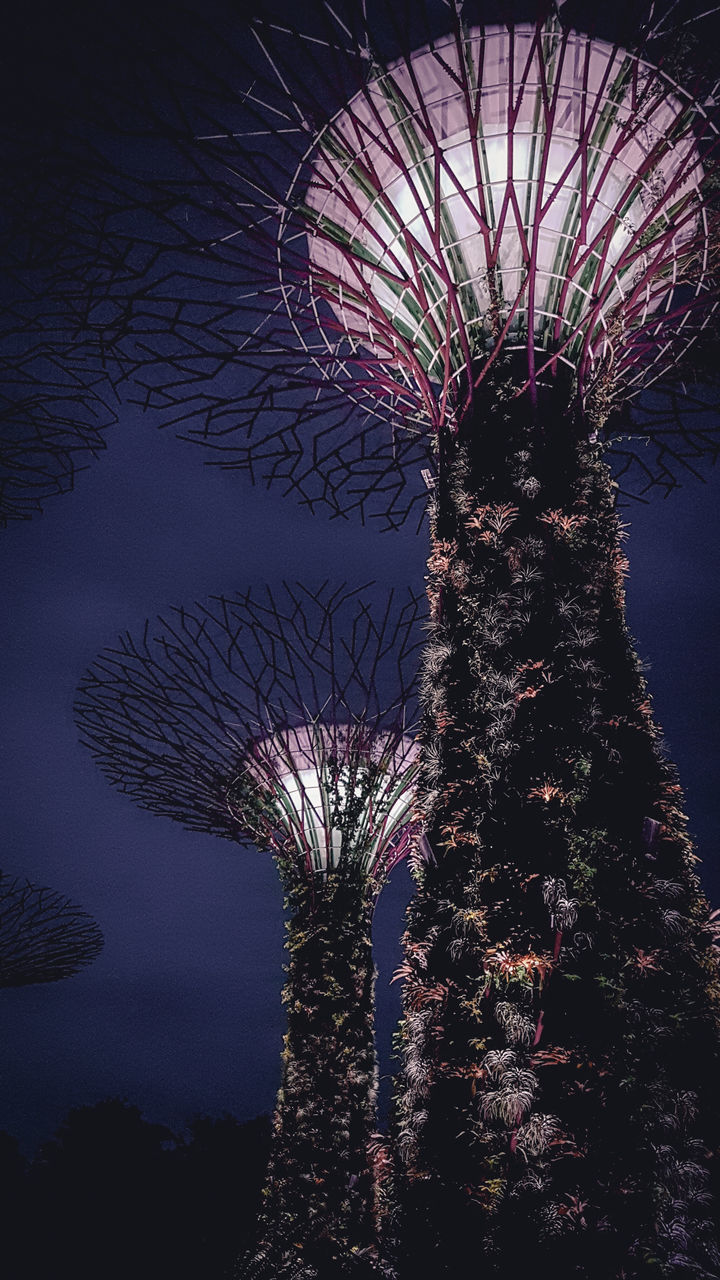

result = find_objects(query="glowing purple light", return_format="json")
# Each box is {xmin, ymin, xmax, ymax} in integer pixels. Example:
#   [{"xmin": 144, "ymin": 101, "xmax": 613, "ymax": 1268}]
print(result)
[
  {"xmin": 233, "ymin": 721, "xmax": 420, "ymax": 884},
  {"xmin": 279, "ymin": 21, "xmax": 715, "ymax": 424}
]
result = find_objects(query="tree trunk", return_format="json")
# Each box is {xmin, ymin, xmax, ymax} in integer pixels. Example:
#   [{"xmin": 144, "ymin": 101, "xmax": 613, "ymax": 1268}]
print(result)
[
  {"xmin": 241, "ymin": 865, "xmax": 379, "ymax": 1280},
  {"xmin": 394, "ymin": 375, "xmax": 720, "ymax": 1279}
]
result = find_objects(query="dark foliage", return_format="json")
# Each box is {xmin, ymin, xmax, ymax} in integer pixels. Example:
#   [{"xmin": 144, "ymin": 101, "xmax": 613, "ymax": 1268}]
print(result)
[{"xmin": 1, "ymin": 1100, "xmax": 270, "ymax": 1280}]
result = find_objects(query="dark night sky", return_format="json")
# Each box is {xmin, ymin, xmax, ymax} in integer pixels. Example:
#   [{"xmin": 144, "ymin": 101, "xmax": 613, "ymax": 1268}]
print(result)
[
  {"xmin": 1, "ymin": 0, "xmax": 720, "ymax": 1159},
  {"xmin": 1, "ymin": 400, "xmax": 719, "ymax": 1155},
  {"xmin": 0, "ymin": 407, "xmax": 424, "ymax": 1153}
]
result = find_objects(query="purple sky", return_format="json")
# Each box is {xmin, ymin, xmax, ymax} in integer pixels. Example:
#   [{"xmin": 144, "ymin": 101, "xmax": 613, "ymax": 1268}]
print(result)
[{"xmin": 1, "ymin": 397, "xmax": 718, "ymax": 1154}]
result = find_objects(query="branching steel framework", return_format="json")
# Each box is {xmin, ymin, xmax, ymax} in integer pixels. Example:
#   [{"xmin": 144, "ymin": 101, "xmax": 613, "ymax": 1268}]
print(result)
[
  {"xmin": 0, "ymin": 374, "xmax": 116, "ymax": 529},
  {"xmin": 52, "ymin": 0, "xmax": 720, "ymax": 525},
  {"xmin": 75, "ymin": 583, "xmax": 422, "ymax": 867}
]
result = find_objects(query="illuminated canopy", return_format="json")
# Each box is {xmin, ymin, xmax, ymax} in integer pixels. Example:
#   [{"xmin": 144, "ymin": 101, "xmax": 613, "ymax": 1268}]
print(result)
[
  {"xmin": 233, "ymin": 722, "xmax": 419, "ymax": 882},
  {"xmin": 286, "ymin": 21, "xmax": 714, "ymax": 420}
]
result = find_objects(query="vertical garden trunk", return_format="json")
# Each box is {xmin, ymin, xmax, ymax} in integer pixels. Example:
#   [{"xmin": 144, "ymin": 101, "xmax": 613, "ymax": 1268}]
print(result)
[
  {"xmin": 243, "ymin": 865, "xmax": 379, "ymax": 1280},
  {"xmin": 394, "ymin": 376, "xmax": 720, "ymax": 1280}
]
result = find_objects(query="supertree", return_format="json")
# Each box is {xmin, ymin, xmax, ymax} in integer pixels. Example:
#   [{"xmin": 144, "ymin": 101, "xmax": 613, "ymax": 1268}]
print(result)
[
  {"xmin": 55, "ymin": 3, "xmax": 720, "ymax": 1275},
  {"xmin": 55, "ymin": 0, "xmax": 719, "ymax": 519},
  {"xmin": 0, "ymin": 871, "xmax": 103, "ymax": 988},
  {"xmin": 0, "ymin": 11, "xmax": 188, "ymax": 529},
  {"xmin": 74, "ymin": 582, "xmax": 423, "ymax": 1278}
]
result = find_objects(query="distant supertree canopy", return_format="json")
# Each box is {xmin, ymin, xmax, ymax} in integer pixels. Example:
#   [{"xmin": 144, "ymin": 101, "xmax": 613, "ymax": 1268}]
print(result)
[
  {"xmin": 75, "ymin": 583, "xmax": 422, "ymax": 864},
  {"xmin": 76, "ymin": 584, "xmax": 424, "ymax": 1279},
  {"xmin": 0, "ymin": 167, "xmax": 119, "ymax": 527},
  {"xmin": 0, "ymin": 872, "xmax": 103, "ymax": 988},
  {"xmin": 57, "ymin": 0, "xmax": 720, "ymax": 523}
]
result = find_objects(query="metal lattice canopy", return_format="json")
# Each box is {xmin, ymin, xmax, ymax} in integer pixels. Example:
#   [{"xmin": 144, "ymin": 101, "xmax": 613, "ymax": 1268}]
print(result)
[
  {"xmin": 233, "ymin": 721, "xmax": 418, "ymax": 879},
  {"xmin": 292, "ymin": 21, "xmax": 714, "ymax": 424},
  {"xmin": 0, "ymin": 378, "xmax": 116, "ymax": 528},
  {"xmin": 69, "ymin": 0, "xmax": 720, "ymax": 524},
  {"xmin": 0, "ymin": 872, "xmax": 104, "ymax": 988},
  {"xmin": 0, "ymin": 190, "xmax": 119, "ymax": 527},
  {"xmin": 75, "ymin": 584, "xmax": 423, "ymax": 886}
]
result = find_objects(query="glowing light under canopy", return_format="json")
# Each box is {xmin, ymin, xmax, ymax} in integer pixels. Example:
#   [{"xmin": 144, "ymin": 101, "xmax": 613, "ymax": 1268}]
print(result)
[
  {"xmin": 232, "ymin": 723, "xmax": 419, "ymax": 881},
  {"xmin": 284, "ymin": 21, "xmax": 713, "ymax": 417}
]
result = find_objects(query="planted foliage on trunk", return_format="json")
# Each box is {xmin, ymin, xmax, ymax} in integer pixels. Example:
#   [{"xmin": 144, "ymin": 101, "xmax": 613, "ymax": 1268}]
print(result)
[
  {"xmin": 248, "ymin": 864, "xmax": 378, "ymax": 1280},
  {"xmin": 395, "ymin": 375, "xmax": 720, "ymax": 1279}
]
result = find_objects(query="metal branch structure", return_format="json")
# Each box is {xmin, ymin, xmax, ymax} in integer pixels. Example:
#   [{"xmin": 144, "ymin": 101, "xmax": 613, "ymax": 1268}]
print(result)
[
  {"xmin": 284, "ymin": 23, "xmax": 714, "ymax": 415},
  {"xmin": 75, "ymin": 583, "xmax": 423, "ymax": 1279},
  {"xmin": 0, "ymin": 138, "xmax": 118, "ymax": 526},
  {"xmin": 230, "ymin": 721, "xmax": 419, "ymax": 887},
  {"xmin": 44, "ymin": 4, "xmax": 720, "ymax": 1275},
  {"xmin": 50, "ymin": 0, "xmax": 720, "ymax": 524},
  {"xmin": 0, "ymin": 376, "xmax": 116, "ymax": 529},
  {"xmin": 0, "ymin": 186, "xmax": 120, "ymax": 527},
  {"xmin": 0, "ymin": 43, "xmax": 181, "ymax": 528},
  {"xmin": 0, "ymin": 872, "xmax": 103, "ymax": 988},
  {"xmin": 75, "ymin": 582, "xmax": 422, "ymax": 856}
]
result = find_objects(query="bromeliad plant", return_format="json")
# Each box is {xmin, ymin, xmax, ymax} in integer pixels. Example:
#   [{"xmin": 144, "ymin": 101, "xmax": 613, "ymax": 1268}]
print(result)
[{"xmin": 75, "ymin": 583, "xmax": 423, "ymax": 1279}]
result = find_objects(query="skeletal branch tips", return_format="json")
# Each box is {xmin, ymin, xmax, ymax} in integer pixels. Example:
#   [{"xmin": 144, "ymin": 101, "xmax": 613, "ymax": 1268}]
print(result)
[{"xmin": 0, "ymin": 873, "xmax": 104, "ymax": 988}]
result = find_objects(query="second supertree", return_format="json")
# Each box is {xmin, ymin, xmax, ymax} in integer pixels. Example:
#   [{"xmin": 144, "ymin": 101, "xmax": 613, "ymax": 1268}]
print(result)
[{"xmin": 75, "ymin": 582, "xmax": 423, "ymax": 1278}]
